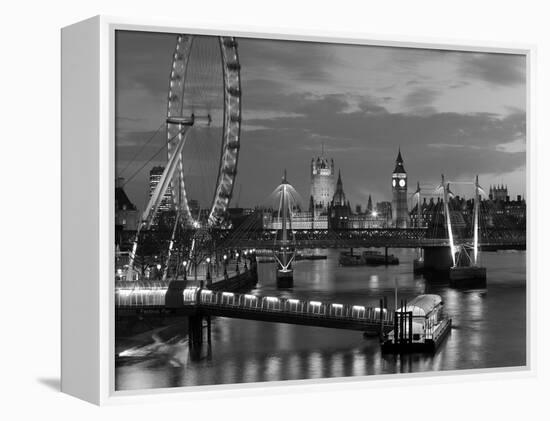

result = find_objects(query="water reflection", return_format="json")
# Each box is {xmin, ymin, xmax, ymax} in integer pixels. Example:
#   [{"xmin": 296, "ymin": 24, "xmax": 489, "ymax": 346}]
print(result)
[{"xmin": 116, "ymin": 249, "xmax": 526, "ymax": 390}]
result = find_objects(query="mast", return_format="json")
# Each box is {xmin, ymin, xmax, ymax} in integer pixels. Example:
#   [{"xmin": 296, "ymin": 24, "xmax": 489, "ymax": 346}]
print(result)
[
  {"xmin": 473, "ymin": 175, "xmax": 480, "ymax": 265},
  {"xmin": 441, "ymin": 174, "xmax": 456, "ymax": 267},
  {"xmin": 416, "ymin": 181, "xmax": 422, "ymax": 228},
  {"xmin": 274, "ymin": 169, "xmax": 296, "ymax": 271},
  {"xmin": 281, "ymin": 170, "xmax": 289, "ymax": 244},
  {"xmin": 416, "ymin": 182, "xmax": 423, "ymax": 261}
]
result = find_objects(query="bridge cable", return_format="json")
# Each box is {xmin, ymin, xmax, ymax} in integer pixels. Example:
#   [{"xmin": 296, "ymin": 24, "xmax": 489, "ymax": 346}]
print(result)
[{"xmin": 118, "ymin": 122, "xmax": 166, "ymax": 178}]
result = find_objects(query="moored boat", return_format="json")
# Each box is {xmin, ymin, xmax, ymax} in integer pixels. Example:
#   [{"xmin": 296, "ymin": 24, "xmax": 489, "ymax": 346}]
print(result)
[
  {"xmin": 381, "ymin": 294, "xmax": 451, "ymax": 353},
  {"xmin": 339, "ymin": 250, "xmax": 399, "ymax": 266},
  {"xmin": 338, "ymin": 251, "xmax": 363, "ymax": 265},
  {"xmin": 363, "ymin": 250, "xmax": 399, "ymax": 265}
]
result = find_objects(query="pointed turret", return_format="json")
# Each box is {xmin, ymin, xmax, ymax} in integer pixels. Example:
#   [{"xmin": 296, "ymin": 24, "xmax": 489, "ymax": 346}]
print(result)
[
  {"xmin": 332, "ymin": 170, "xmax": 347, "ymax": 207},
  {"xmin": 367, "ymin": 195, "xmax": 373, "ymax": 213},
  {"xmin": 393, "ymin": 147, "xmax": 406, "ymax": 174}
]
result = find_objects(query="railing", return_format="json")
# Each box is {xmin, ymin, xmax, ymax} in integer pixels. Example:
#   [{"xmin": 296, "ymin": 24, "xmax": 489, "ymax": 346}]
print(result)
[
  {"xmin": 115, "ymin": 281, "xmax": 168, "ymax": 307},
  {"xmin": 183, "ymin": 288, "xmax": 393, "ymax": 325},
  {"xmin": 432, "ymin": 318, "xmax": 452, "ymax": 343},
  {"xmin": 217, "ymin": 228, "xmax": 526, "ymax": 249}
]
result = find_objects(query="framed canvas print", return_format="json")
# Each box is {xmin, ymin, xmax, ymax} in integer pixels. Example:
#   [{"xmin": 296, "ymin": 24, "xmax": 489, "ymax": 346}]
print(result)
[{"xmin": 61, "ymin": 16, "xmax": 532, "ymax": 405}]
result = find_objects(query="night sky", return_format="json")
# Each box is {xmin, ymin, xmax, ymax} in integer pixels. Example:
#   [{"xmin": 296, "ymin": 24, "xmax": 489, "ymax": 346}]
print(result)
[{"xmin": 115, "ymin": 31, "xmax": 526, "ymax": 212}]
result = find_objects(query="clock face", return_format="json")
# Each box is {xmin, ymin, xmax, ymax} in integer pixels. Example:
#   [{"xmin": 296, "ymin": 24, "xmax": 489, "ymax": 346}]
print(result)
[
  {"xmin": 392, "ymin": 179, "xmax": 396, "ymax": 187},
  {"xmin": 399, "ymin": 179, "xmax": 406, "ymax": 188}
]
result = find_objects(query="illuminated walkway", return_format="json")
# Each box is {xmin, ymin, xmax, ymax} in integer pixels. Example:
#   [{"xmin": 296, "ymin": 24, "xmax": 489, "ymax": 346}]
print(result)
[{"xmin": 179, "ymin": 288, "xmax": 394, "ymax": 332}]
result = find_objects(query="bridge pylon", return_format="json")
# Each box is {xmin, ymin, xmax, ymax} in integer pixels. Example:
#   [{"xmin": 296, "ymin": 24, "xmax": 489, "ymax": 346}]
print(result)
[{"xmin": 273, "ymin": 170, "xmax": 297, "ymax": 288}]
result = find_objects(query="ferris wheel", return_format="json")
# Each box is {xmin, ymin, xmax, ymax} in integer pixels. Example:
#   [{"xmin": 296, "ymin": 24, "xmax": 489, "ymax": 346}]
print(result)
[
  {"xmin": 125, "ymin": 35, "xmax": 241, "ymax": 279},
  {"xmin": 165, "ymin": 35, "xmax": 242, "ymax": 227}
]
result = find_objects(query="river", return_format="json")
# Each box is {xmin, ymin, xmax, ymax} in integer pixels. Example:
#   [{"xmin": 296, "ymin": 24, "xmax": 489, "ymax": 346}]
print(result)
[{"xmin": 115, "ymin": 248, "xmax": 526, "ymax": 390}]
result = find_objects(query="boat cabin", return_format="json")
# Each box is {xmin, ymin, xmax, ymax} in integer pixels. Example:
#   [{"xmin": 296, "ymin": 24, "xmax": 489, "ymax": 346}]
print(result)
[{"xmin": 386, "ymin": 294, "xmax": 446, "ymax": 345}]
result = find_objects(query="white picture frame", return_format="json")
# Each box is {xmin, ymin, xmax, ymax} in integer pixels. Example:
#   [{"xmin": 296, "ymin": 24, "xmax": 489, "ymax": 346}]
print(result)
[{"xmin": 61, "ymin": 15, "xmax": 534, "ymax": 405}]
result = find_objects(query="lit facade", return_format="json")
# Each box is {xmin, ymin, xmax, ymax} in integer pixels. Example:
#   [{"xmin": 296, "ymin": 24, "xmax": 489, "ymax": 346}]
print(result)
[
  {"xmin": 310, "ymin": 154, "xmax": 335, "ymax": 215},
  {"xmin": 489, "ymin": 184, "xmax": 508, "ymax": 202},
  {"xmin": 149, "ymin": 166, "xmax": 173, "ymax": 212}
]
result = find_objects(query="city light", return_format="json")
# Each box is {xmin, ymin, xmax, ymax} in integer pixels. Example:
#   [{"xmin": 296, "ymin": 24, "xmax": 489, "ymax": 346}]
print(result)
[{"xmin": 109, "ymin": 32, "xmax": 526, "ymax": 388}]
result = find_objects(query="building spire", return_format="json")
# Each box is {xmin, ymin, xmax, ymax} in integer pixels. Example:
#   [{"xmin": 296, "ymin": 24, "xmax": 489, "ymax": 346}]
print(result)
[
  {"xmin": 393, "ymin": 147, "xmax": 406, "ymax": 174},
  {"xmin": 332, "ymin": 170, "xmax": 346, "ymax": 206}
]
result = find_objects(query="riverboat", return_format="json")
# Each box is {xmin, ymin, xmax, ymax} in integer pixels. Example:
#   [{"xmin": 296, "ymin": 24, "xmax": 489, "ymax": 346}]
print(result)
[
  {"xmin": 338, "ymin": 251, "xmax": 363, "ymax": 265},
  {"xmin": 339, "ymin": 250, "xmax": 399, "ymax": 266},
  {"xmin": 381, "ymin": 294, "xmax": 451, "ymax": 353},
  {"xmin": 363, "ymin": 250, "xmax": 399, "ymax": 265}
]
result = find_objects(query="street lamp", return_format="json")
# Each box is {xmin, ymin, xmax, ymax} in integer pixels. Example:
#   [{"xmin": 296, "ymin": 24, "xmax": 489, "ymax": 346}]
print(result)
[
  {"xmin": 223, "ymin": 254, "xmax": 228, "ymax": 278},
  {"xmin": 235, "ymin": 252, "xmax": 240, "ymax": 273},
  {"xmin": 206, "ymin": 257, "xmax": 212, "ymax": 284},
  {"xmin": 182, "ymin": 260, "xmax": 188, "ymax": 281}
]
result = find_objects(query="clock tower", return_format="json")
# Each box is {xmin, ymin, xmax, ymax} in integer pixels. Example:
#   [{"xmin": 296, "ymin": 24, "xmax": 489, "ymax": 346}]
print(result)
[{"xmin": 392, "ymin": 148, "xmax": 409, "ymax": 228}]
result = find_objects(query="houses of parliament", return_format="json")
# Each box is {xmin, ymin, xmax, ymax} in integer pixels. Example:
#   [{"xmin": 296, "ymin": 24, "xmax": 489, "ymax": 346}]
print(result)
[
  {"xmin": 264, "ymin": 148, "xmax": 408, "ymax": 230},
  {"xmin": 263, "ymin": 147, "xmax": 525, "ymax": 231},
  {"xmin": 115, "ymin": 148, "xmax": 526, "ymax": 233}
]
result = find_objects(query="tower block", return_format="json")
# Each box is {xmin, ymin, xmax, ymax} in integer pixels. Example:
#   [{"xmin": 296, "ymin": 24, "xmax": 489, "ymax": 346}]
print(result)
[{"xmin": 391, "ymin": 148, "xmax": 409, "ymax": 228}]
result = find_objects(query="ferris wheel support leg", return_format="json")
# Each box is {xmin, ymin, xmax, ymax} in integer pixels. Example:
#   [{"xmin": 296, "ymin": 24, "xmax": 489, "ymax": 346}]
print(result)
[
  {"xmin": 143, "ymin": 127, "xmax": 189, "ymax": 230},
  {"xmin": 125, "ymin": 128, "xmax": 189, "ymax": 280},
  {"xmin": 162, "ymin": 212, "xmax": 180, "ymax": 281}
]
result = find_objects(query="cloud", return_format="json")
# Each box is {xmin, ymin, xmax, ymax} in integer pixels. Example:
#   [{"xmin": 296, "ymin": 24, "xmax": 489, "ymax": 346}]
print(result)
[
  {"xmin": 239, "ymin": 38, "xmax": 336, "ymax": 83},
  {"xmin": 459, "ymin": 53, "xmax": 526, "ymax": 86},
  {"xmin": 115, "ymin": 32, "xmax": 527, "ymax": 210},
  {"xmin": 401, "ymin": 88, "xmax": 440, "ymax": 115},
  {"xmin": 233, "ymin": 90, "xmax": 526, "ymax": 206},
  {"xmin": 402, "ymin": 88, "xmax": 439, "ymax": 108}
]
